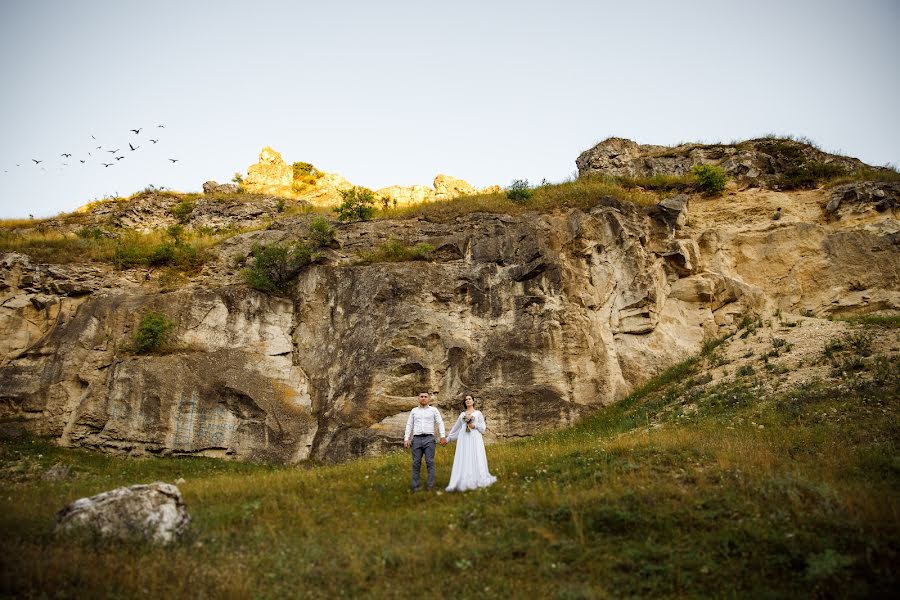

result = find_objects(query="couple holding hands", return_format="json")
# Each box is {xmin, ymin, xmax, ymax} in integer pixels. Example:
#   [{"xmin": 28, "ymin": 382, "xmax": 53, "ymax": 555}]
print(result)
[{"xmin": 403, "ymin": 392, "xmax": 497, "ymax": 493}]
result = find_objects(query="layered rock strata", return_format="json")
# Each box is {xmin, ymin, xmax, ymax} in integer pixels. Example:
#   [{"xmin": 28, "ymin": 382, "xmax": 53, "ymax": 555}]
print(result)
[{"xmin": 2, "ymin": 174, "xmax": 897, "ymax": 462}]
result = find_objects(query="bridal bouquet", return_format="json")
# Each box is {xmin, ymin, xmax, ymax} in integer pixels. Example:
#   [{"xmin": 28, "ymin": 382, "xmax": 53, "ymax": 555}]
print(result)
[{"xmin": 463, "ymin": 414, "xmax": 475, "ymax": 433}]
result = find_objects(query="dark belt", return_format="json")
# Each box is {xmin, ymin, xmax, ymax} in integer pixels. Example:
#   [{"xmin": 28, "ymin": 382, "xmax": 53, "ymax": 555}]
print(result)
[{"xmin": 413, "ymin": 434, "xmax": 434, "ymax": 437}]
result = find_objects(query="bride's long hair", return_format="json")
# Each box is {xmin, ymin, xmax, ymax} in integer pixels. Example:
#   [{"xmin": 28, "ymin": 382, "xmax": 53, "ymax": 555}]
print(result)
[{"xmin": 462, "ymin": 394, "xmax": 477, "ymax": 409}]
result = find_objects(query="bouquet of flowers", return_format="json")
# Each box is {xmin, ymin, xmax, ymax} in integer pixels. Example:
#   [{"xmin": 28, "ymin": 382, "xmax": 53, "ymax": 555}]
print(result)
[{"xmin": 463, "ymin": 413, "xmax": 475, "ymax": 434}]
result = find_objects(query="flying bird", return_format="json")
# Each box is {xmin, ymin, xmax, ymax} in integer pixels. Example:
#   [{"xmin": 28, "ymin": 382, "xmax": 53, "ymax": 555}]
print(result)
[
  {"xmin": 129, "ymin": 143, "xmax": 140, "ymax": 151},
  {"xmin": 61, "ymin": 153, "xmax": 72, "ymax": 158},
  {"xmin": 107, "ymin": 149, "xmax": 120, "ymax": 154},
  {"xmin": 32, "ymin": 159, "xmax": 42, "ymax": 164},
  {"xmin": 91, "ymin": 135, "xmax": 96, "ymax": 140},
  {"xmin": 168, "ymin": 158, "xmax": 178, "ymax": 163},
  {"xmin": 130, "ymin": 128, "xmax": 142, "ymax": 134},
  {"xmin": 102, "ymin": 163, "xmax": 113, "ymax": 167},
  {"xmin": 157, "ymin": 124, "xmax": 165, "ymax": 128},
  {"xmin": 149, "ymin": 139, "xmax": 158, "ymax": 143},
  {"xmin": 80, "ymin": 160, "xmax": 86, "ymax": 164},
  {"xmin": 115, "ymin": 156, "xmax": 125, "ymax": 161},
  {"xmin": 96, "ymin": 145, "xmax": 102, "ymax": 150}
]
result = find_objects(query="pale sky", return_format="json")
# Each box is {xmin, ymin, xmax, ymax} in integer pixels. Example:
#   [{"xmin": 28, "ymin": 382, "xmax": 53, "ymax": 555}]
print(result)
[{"xmin": 1, "ymin": 0, "xmax": 898, "ymax": 218}]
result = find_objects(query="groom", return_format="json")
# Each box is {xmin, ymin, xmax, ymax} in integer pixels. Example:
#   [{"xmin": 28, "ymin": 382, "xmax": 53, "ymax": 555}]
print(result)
[{"xmin": 403, "ymin": 391, "xmax": 447, "ymax": 492}]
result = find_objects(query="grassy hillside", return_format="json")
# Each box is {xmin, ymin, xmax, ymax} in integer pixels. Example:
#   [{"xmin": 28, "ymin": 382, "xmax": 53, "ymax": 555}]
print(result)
[{"xmin": 1, "ymin": 318, "xmax": 898, "ymax": 599}]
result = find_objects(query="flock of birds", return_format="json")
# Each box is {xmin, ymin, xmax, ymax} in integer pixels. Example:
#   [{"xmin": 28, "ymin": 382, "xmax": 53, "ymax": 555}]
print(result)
[{"xmin": 3, "ymin": 124, "xmax": 179, "ymax": 174}]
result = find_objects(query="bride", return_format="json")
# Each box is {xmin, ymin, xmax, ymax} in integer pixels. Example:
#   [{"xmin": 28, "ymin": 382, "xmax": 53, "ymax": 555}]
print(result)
[{"xmin": 446, "ymin": 395, "xmax": 497, "ymax": 492}]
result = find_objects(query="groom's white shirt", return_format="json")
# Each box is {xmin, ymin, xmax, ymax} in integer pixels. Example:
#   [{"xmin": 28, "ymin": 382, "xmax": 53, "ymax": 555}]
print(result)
[{"xmin": 404, "ymin": 406, "xmax": 446, "ymax": 442}]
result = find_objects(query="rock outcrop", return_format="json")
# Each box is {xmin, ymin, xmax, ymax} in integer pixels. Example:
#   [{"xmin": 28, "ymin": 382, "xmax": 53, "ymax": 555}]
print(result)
[
  {"xmin": 54, "ymin": 482, "xmax": 189, "ymax": 544},
  {"xmin": 244, "ymin": 147, "xmax": 293, "ymax": 189},
  {"xmin": 203, "ymin": 181, "xmax": 240, "ymax": 195},
  {"xmin": 577, "ymin": 137, "xmax": 875, "ymax": 189},
  {"xmin": 377, "ymin": 175, "xmax": 498, "ymax": 206}
]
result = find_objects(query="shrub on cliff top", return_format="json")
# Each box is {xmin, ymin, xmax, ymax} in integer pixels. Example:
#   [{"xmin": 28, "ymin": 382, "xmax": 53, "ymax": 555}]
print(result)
[
  {"xmin": 506, "ymin": 179, "xmax": 532, "ymax": 204},
  {"xmin": 691, "ymin": 164, "xmax": 728, "ymax": 194},
  {"xmin": 292, "ymin": 162, "xmax": 315, "ymax": 179},
  {"xmin": 133, "ymin": 311, "xmax": 174, "ymax": 354},
  {"xmin": 308, "ymin": 216, "xmax": 335, "ymax": 249},
  {"xmin": 334, "ymin": 187, "xmax": 377, "ymax": 222},
  {"xmin": 170, "ymin": 200, "xmax": 196, "ymax": 224},
  {"xmin": 241, "ymin": 241, "xmax": 313, "ymax": 295}
]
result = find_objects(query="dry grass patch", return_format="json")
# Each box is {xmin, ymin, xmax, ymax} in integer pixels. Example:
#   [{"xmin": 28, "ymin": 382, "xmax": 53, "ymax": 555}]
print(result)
[{"xmin": 379, "ymin": 177, "xmax": 659, "ymax": 223}]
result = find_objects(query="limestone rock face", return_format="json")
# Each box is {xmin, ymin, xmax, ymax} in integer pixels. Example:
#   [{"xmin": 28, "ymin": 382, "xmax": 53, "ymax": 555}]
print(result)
[
  {"xmin": 54, "ymin": 482, "xmax": 189, "ymax": 544},
  {"xmin": 1, "ymin": 169, "xmax": 897, "ymax": 464},
  {"xmin": 825, "ymin": 182, "xmax": 900, "ymax": 218},
  {"xmin": 576, "ymin": 137, "xmax": 875, "ymax": 189},
  {"xmin": 244, "ymin": 146, "xmax": 293, "ymax": 188}
]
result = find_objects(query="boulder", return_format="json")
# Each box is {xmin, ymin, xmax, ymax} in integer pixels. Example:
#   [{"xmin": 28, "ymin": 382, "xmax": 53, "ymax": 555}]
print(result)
[
  {"xmin": 651, "ymin": 194, "xmax": 690, "ymax": 229},
  {"xmin": 203, "ymin": 181, "xmax": 240, "ymax": 195},
  {"xmin": 54, "ymin": 482, "xmax": 189, "ymax": 544}
]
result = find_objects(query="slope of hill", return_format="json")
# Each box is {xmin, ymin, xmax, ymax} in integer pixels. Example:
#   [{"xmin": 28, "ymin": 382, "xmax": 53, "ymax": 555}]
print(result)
[{"xmin": 1, "ymin": 315, "xmax": 897, "ymax": 598}]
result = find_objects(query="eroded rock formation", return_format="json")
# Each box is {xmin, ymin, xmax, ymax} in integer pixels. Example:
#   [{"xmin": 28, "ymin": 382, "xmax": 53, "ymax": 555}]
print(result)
[
  {"xmin": 577, "ymin": 137, "xmax": 877, "ymax": 189},
  {"xmin": 1, "ymin": 141, "xmax": 897, "ymax": 464}
]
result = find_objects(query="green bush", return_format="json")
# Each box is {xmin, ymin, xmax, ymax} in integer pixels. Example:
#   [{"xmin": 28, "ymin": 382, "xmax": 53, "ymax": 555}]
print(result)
[
  {"xmin": 113, "ymin": 241, "xmax": 153, "ymax": 269},
  {"xmin": 691, "ymin": 165, "xmax": 728, "ymax": 194},
  {"xmin": 308, "ymin": 217, "xmax": 335, "ymax": 249},
  {"xmin": 166, "ymin": 224, "xmax": 185, "ymax": 243},
  {"xmin": 76, "ymin": 226, "xmax": 105, "ymax": 240},
  {"xmin": 113, "ymin": 237, "xmax": 207, "ymax": 271},
  {"xmin": 334, "ymin": 187, "xmax": 377, "ymax": 222},
  {"xmin": 231, "ymin": 172, "xmax": 244, "ymax": 184},
  {"xmin": 170, "ymin": 200, "xmax": 195, "ymax": 224},
  {"xmin": 149, "ymin": 243, "xmax": 177, "ymax": 267},
  {"xmin": 506, "ymin": 179, "xmax": 532, "ymax": 203},
  {"xmin": 241, "ymin": 241, "xmax": 313, "ymax": 294},
  {"xmin": 292, "ymin": 162, "xmax": 315, "ymax": 179},
  {"xmin": 133, "ymin": 311, "xmax": 174, "ymax": 354}
]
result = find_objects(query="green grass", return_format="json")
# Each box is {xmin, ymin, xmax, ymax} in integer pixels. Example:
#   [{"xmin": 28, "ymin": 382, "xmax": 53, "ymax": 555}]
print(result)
[
  {"xmin": 0, "ymin": 228, "xmax": 243, "ymax": 273},
  {"xmin": 358, "ymin": 239, "xmax": 435, "ymax": 264},
  {"xmin": 829, "ymin": 314, "xmax": 900, "ymax": 328},
  {"xmin": 2, "ymin": 320, "xmax": 897, "ymax": 598}
]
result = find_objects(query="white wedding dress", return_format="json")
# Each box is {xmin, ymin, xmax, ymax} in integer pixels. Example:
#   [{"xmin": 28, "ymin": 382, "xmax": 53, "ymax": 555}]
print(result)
[{"xmin": 445, "ymin": 410, "xmax": 497, "ymax": 492}]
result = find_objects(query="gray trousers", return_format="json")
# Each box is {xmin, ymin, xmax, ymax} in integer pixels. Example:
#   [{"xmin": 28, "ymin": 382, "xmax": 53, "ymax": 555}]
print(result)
[{"xmin": 410, "ymin": 434, "xmax": 436, "ymax": 489}]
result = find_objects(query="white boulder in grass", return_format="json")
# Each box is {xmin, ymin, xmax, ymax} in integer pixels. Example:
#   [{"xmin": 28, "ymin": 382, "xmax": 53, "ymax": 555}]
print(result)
[{"xmin": 54, "ymin": 482, "xmax": 189, "ymax": 544}]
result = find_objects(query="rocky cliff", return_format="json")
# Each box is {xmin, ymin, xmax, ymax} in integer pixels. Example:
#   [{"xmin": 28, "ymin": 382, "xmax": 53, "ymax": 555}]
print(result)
[
  {"xmin": 1, "ymin": 139, "xmax": 897, "ymax": 463},
  {"xmin": 576, "ymin": 136, "xmax": 880, "ymax": 189}
]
